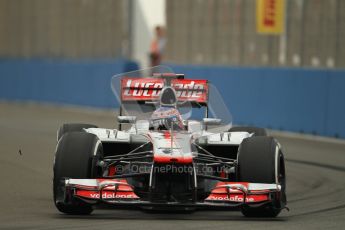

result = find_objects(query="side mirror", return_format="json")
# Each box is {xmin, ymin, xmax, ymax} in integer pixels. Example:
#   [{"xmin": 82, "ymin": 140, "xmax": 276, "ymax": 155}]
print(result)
[
  {"xmin": 203, "ymin": 118, "xmax": 221, "ymax": 126},
  {"xmin": 118, "ymin": 116, "xmax": 136, "ymax": 124},
  {"xmin": 136, "ymin": 120, "xmax": 150, "ymax": 131},
  {"xmin": 188, "ymin": 120, "xmax": 202, "ymax": 133}
]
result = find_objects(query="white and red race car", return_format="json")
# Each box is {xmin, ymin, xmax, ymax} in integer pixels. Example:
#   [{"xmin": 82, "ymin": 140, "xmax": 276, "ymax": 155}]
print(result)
[{"xmin": 54, "ymin": 66, "xmax": 287, "ymax": 217}]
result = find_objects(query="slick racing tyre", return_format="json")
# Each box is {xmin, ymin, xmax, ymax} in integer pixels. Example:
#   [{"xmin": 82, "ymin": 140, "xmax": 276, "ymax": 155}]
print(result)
[
  {"xmin": 53, "ymin": 132, "xmax": 103, "ymax": 215},
  {"xmin": 57, "ymin": 123, "xmax": 98, "ymax": 141},
  {"xmin": 229, "ymin": 126, "xmax": 267, "ymax": 136},
  {"xmin": 237, "ymin": 136, "xmax": 286, "ymax": 217}
]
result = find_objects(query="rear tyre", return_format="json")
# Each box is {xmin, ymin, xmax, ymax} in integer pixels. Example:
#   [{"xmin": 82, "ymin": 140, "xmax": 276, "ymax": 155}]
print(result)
[
  {"xmin": 229, "ymin": 126, "xmax": 267, "ymax": 136},
  {"xmin": 53, "ymin": 132, "xmax": 103, "ymax": 215},
  {"xmin": 57, "ymin": 123, "xmax": 98, "ymax": 141},
  {"xmin": 237, "ymin": 136, "xmax": 286, "ymax": 217}
]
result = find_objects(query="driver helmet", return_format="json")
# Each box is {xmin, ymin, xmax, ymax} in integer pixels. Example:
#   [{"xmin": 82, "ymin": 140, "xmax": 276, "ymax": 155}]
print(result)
[{"xmin": 150, "ymin": 107, "xmax": 184, "ymax": 130}]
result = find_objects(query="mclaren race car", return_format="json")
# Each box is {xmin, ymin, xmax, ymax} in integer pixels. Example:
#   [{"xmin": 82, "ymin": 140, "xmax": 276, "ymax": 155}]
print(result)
[{"xmin": 53, "ymin": 66, "xmax": 287, "ymax": 217}]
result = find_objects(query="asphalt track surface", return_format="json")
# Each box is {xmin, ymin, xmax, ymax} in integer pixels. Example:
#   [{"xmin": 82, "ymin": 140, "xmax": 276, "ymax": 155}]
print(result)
[{"xmin": 0, "ymin": 102, "xmax": 345, "ymax": 229}]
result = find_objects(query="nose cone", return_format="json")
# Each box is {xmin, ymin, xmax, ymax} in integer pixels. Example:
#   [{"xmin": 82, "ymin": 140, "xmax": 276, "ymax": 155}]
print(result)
[{"xmin": 160, "ymin": 87, "xmax": 177, "ymax": 106}]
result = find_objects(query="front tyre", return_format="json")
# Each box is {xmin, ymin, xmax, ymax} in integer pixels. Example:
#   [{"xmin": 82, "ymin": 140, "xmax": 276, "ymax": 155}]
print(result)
[
  {"xmin": 237, "ymin": 136, "xmax": 286, "ymax": 217},
  {"xmin": 57, "ymin": 123, "xmax": 98, "ymax": 141},
  {"xmin": 53, "ymin": 132, "xmax": 103, "ymax": 215}
]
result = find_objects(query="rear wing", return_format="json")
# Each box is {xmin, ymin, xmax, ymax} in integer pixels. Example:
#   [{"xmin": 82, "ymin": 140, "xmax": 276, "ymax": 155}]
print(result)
[{"xmin": 121, "ymin": 76, "xmax": 208, "ymax": 105}]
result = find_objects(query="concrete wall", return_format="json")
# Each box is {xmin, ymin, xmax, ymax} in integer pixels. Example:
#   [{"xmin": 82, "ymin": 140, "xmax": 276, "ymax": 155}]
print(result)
[
  {"xmin": 167, "ymin": 64, "xmax": 345, "ymax": 138},
  {"xmin": 0, "ymin": 59, "xmax": 344, "ymax": 138},
  {"xmin": 0, "ymin": 59, "xmax": 138, "ymax": 108}
]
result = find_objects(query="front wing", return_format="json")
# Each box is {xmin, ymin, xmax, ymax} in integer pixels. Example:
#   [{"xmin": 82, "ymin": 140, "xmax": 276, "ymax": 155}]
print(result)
[{"xmin": 61, "ymin": 178, "xmax": 282, "ymax": 210}]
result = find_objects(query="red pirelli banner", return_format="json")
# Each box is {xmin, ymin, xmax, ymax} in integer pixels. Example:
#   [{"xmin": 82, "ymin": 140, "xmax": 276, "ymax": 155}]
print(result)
[{"xmin": 256, "ymin": 0, "xmax": 285, "ymax": 34}]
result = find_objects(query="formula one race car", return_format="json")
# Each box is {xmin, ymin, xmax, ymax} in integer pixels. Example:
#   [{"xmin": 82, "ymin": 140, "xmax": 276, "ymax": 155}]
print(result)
[{"xmin": 53, "ymin": 66, "xmax": 287, "ymax": 217}]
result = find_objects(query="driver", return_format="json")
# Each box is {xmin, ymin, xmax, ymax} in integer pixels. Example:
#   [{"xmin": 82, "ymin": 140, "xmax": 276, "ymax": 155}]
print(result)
[{"xmin": 150, "ymin": 107, "xmax": 184, "ymax": 130}]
